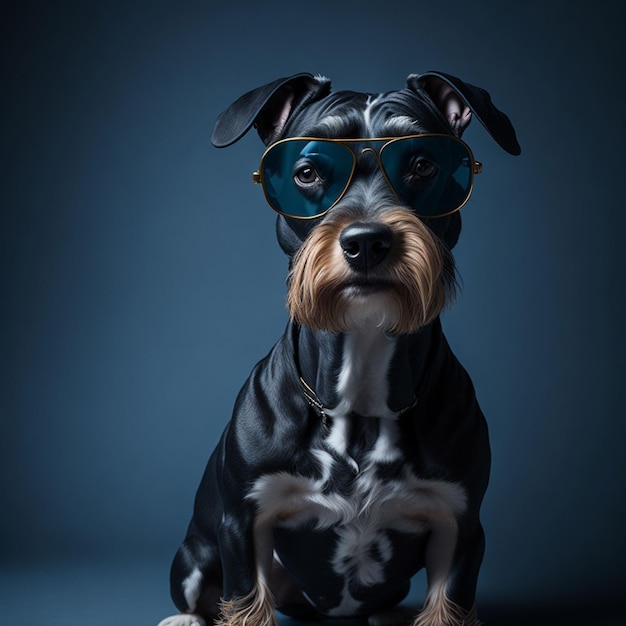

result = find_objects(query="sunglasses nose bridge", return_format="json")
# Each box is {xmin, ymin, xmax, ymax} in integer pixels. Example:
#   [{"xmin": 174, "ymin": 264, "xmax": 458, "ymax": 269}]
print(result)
[
  {"xmin": 360, "ymin": 146, "xmax": 378, "ymax": 156},
  {"xmin": 357, "ymin": 144, "xmax": 402, "ymax": 204},
  {"xmin": 357, "ymin": 145, "xmax": 388, "ymax": 179}
]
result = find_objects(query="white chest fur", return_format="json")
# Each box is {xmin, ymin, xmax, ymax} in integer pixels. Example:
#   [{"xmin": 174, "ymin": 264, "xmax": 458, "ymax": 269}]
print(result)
[
  {"xmin": 247, "ymin": 421, "xmax": 467, "ymax": 616},
  {"xmin": 329, "ymin": 326, "xmax": 397, "ymax": 420}
]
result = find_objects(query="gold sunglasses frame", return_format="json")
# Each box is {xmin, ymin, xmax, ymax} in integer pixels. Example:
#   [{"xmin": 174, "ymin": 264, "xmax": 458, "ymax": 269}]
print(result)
[{"xmin": 252, "ymin": 134, "xmax": 482, "ymax": 220}]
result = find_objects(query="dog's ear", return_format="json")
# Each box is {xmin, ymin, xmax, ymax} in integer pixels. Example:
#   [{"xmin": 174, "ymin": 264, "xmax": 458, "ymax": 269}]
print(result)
[
  {"xmin": 407, "ymin": 71, "xmax": 521, "ymax": 155},
  {"xmin": 211, "ymin": 73, "xmax": 331, "ymax": 148}
]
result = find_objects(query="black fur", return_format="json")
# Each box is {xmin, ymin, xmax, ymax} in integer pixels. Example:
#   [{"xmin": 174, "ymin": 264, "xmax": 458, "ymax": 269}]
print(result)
[{"xmin": 160, "ymin": 72, "xmax": 519, "ymax": 626}]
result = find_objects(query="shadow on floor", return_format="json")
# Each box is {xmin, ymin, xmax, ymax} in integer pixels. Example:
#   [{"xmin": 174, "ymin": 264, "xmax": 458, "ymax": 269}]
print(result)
[
  {"xmin": 0, "ymin": 558, "xmax": 621, "ymax": 626},
  {"xmin": 478, "ymin": 603, "xmax": 623, "ymax": 626},
  {"xmin": 280, "ymin": 602, "xmax": 624, "ymax": 626}
]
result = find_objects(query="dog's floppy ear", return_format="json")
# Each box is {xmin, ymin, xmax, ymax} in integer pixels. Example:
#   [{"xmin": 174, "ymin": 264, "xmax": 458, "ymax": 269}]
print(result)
[
  {"xmin": 408, "ymin": 71, "xmax": 521, "ymax": 156},
  {"xmin": 211, "ymin": 73, "xmax": 331, "ymax": 148}
]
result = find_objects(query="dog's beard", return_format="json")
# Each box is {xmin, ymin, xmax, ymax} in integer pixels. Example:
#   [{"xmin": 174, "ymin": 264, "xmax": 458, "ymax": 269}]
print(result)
[{"xmin": 287, "ymin": 208, "xmax": 450, "ymax": 334}]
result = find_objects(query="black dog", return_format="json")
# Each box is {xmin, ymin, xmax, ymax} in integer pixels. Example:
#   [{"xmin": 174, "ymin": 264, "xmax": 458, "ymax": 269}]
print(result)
[{"xmin": 158, "ymin": 71, "xmax": 519, "ymax": 626}]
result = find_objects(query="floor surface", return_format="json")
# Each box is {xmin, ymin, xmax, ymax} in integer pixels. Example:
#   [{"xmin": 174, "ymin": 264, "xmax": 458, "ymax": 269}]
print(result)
[{"xmin": 1, "ymin": 557, "xmax": 622, "ymax": 626}]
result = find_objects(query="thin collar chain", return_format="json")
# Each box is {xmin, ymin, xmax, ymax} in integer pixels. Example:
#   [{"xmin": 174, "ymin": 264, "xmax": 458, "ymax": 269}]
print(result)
[{"xmin": 299, "ymin": 376, "xmax": 417, "ymax": 425}]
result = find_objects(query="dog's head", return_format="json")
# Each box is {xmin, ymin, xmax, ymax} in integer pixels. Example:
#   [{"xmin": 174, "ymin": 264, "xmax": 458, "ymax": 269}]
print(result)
[{"xmin": 212, "ymin": 72, "xmax": 519, "ymax": 334}]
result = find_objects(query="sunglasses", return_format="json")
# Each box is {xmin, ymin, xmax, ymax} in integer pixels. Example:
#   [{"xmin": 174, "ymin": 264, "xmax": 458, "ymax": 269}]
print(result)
[{"xmin": 252, "ymin": 134, "xmax": 482, "ymax": 219}]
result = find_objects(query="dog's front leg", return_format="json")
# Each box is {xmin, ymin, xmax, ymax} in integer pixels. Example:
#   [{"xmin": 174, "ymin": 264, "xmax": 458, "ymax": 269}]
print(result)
[
  {"xmin": 413, "ymin": 520, "xmax": 484, "ymax": 626},
  {"xmin": 216, "ymin": 505, "xmax": 278, "ymax": 626}
]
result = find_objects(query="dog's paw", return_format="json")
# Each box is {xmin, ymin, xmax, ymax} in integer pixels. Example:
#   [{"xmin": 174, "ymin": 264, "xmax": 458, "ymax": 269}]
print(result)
[
  {"xmin": 157, "ymin": 614, "xmax": 206, "ymax": 626},
  {"xmin": 368, "ymin": 606, "xmax": 414, "ymax": 626}
]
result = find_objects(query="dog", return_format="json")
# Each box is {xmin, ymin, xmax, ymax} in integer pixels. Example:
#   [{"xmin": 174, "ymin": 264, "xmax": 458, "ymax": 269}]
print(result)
[{"xmin": 158, "ymin": 71, "xmax": 520, "ymax": 626}]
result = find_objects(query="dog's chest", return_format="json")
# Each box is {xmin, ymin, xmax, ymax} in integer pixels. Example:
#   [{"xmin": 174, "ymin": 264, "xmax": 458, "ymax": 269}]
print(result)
[
  {"xmin": 248, "ymin": 417, "xmax": 466, "ymax": 614},
  {"xmin": 328, "ymin": 327, "xmax": 398, "ymax": 420}
]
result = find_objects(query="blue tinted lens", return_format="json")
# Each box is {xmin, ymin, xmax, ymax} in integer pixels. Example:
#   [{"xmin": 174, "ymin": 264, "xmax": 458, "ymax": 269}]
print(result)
[
  {"xmin": 380, "ymin": 136, "xmax": 473, "ymax": 217},
  {"xmin": 261, "ymin": 140, "xmax": 355, "ymax": 218}
]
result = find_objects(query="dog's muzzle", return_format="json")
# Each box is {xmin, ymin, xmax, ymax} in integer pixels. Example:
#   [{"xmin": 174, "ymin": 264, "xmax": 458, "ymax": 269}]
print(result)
[{"xmin": 287, "ymin": 208, "xmax": 448, "ymax": 334}]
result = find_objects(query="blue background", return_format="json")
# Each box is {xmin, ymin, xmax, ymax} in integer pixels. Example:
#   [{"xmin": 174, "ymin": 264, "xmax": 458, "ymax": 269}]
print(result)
[{"xmin": 1, "ymin": 1, "xmax": 624, "ymax": 624}]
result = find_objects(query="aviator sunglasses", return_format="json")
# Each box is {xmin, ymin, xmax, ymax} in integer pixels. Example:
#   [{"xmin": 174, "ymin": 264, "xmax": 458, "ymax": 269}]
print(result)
[{"xmin": 252, "ymin": 134, "xmax": 482, "ymax": 219}]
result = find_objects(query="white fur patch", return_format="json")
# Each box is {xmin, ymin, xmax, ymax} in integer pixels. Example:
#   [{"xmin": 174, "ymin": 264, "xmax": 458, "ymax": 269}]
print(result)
[
  {"xmin": 316, "ymin": 114, "xmax": 351, "ymax": 136},
  {"xmin": 247, "ymin": 427, "xmax": 467, "ymax": 617},
  {"xmin": 327, "ymin": 326, "xmax": 397, "ymax": 422},
  {"xmin": 248, "ymin": 471, "xmax": 356, "ymax": 530},
  {"xmin": 182, "ymin": 567, "xmax": 203, "ymax": 611},
  {"xmin": 157, "ymin": 614, "xmax": 205, "ymax": 626},
  {"xmin": 363, "ymin": 94, "xmax": 383, "ymax": 135},
  {"xmin": 369, "ymin": 418, "xmax": 402, "ymax": 464},
  {"xmin": 380, "ymin": 115, "xmax": 422, "ymax": 137},
  {"xmin": 342, "ymin": 292, "xmax": 401, "ymax": 334}
]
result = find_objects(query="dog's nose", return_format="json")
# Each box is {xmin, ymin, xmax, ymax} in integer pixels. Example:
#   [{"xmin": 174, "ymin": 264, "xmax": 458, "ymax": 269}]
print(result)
[{"xmin": 339, "ymin": 222, "xmax": 392, "ymax": 272}]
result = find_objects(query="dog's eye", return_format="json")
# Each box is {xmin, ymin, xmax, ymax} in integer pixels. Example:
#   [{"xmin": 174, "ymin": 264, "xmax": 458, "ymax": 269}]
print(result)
[
  {"xmin": 294, "ymin": 165, "xmax": 322, "ymax": 186},
  {"xmin": 408, "ymin": 156, "xmax": 437, "ymax": 179}
]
